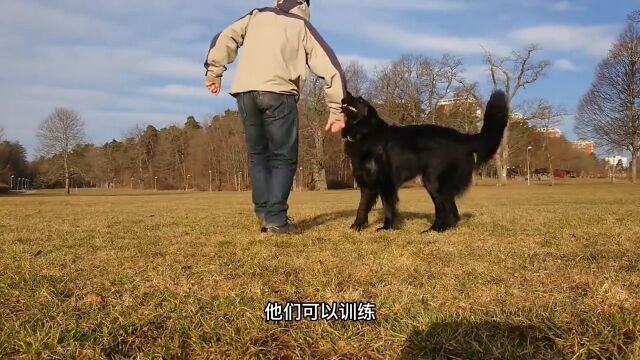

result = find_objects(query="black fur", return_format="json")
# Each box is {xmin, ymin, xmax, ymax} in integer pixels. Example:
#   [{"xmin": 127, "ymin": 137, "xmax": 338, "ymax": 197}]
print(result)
[{"xmin": 341, "ymin": 91, "xmax": 509, "ymax": 232}]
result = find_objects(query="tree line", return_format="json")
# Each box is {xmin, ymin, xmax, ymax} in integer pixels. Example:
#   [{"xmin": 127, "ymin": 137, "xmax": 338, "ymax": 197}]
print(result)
[
  {"xmin": 0, "ymin": 126, "xmax": 32, "ymax": 191},
  {"xmin": 2, "ymin": 10, "xmax": 638, "ymax": 192},
  {"xmin": 25, "ymin": 55, "xmax": 600, "ymax": 192}
]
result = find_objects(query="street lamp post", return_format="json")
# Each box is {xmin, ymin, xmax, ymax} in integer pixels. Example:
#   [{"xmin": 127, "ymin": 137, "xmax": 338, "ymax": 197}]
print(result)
[
  {"xmin": 130, "ymin": 177, "xmax": 134, "ymax": 190},
  {"xmin": 526, "ymin": 146, "xmax": 533, "ymax": 186},
  {"xmin": 299, "ymin": 167, "xmax": 303, "ymax": 191},
  {"xmin": 10, "ymin": 175, "xmax": 14, "ymax": 190},
  {"xmin": 209, "ymin": 170, "xmax": 212, "ymax": 192},
  {"xmin": 154, "ymin": 176, "xmax": 158, "ymax": 191},
  {"xmin": 186, "ymin": 175, "xmax": 191, "ymax": 191}
]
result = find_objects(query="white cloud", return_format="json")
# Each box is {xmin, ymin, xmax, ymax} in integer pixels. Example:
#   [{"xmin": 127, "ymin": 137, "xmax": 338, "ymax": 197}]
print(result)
[
  {"xmin": 338, "ymin": 54, "xmax": 390, "ymax": 72},
  {"xmin": 462, "ymin": 65, "xmax": 491, "ymax": 83},
  {"xmin": 550, "ymin": 1, "xmax": 584, "ymax": 12},
  {"xmin": 554, "ymin": 59, "xmax": 581, "ymax": 72},
  {"xmin": 363, "ymin": 24, "xmax": 510, "ymax": 55},
  {"xmin": 19, "ymin": 86, "xmax": 112, "ymax": 108},
  {"xmin": 0, "ymin": 0, "xmax": 121, "ymax": 40},
  {"xmin": 0, "ymin": 45, "xmax": 203, "ymax": 87},
  {"xmin": 322, "ymin": 0, "xmax": 467, "ymax": 12},
  {"xmin": 147, "ymin": 85, "xmax": 211, "ymax": 98},
  {"xmin": 0, "ymin": 0, "xmax": 248, "ymax": 155},
  {"xmin": 34, "ymin": 0, "xmax": 270, "ymax": 22},
  {"xmin": 510, "ymin": 25, "xmax": 616, "ymax": 58}
]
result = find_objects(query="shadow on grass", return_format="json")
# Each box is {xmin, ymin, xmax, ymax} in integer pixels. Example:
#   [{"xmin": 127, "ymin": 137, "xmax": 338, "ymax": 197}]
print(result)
[
  {"xmin": 298, "ymin": 209, "xmax": 474, "ymax": 230},
  {"xmin": 400, "ymin": 320, "xmax": 562, "ymax": 360}
]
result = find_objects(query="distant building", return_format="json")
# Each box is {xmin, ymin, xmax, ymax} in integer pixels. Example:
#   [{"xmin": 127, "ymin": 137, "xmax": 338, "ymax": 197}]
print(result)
[
  {"xmin": 605, "ymin": 156, "xmax": 629, "ymax": 168},
  {"xmin": 571, "ymin": 139, "xmax": 595, "ymax": 154},
  {"xmin": 436, "ymin": 97, "xmax": 482, "ymax": 118},
  {"xmin": 536, "ymin": 127, "xmax": 563, "ymax": 138},
  {"xmin": 510, "ymin": 112, "xmax": 526, "ymax": 122}
]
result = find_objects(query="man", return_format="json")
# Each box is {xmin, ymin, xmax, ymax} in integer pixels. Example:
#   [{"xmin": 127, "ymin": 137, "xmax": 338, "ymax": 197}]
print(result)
[{"xmin": 204, "ymin": 0, "xmax": 346, "ymax": 234}]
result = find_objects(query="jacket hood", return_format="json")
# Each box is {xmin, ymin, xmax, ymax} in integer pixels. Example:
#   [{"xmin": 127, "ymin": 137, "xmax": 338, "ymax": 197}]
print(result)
[{"xmin": 276, "ymin": 0, "xmax": 310, "ymax": 20}]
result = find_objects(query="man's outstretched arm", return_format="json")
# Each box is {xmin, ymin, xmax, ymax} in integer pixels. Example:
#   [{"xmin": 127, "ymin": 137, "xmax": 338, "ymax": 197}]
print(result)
[
  {"xmin": 303, "ymin": 23, "xmax": 347, "ymax": 132},
  {"xmin": 204, "ymin": 11, "xmax": 254, "ymax": 95}
]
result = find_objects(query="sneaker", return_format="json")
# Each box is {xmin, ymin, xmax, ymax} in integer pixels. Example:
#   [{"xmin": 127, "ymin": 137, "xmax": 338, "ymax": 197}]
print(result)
[{"xmin": 266, "ymin": 217, "xmax": 301, "ymax": 234}]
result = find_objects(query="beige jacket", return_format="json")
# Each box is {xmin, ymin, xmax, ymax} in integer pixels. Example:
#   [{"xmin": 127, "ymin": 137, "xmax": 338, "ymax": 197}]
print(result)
[{"xmin": 204, "ymin": 0, "xmax": 346, "ymax": 116}]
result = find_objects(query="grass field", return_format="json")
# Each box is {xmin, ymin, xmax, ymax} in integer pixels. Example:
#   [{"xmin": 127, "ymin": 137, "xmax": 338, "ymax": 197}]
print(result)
[{"xmin": 1, "ymin": 181, "xmax": 639, "ymax": 359}]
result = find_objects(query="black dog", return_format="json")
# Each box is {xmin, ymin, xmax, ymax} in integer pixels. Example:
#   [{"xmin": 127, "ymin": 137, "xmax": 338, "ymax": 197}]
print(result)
[{"xmin": 341, "ymin": 91, "xmax": 509, "ymax": 232}]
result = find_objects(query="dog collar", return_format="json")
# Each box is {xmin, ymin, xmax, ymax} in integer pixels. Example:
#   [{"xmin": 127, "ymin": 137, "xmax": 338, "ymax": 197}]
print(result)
[{"xmin": 342, "ymin": 105, "xmax": 357, "ymax": 112}]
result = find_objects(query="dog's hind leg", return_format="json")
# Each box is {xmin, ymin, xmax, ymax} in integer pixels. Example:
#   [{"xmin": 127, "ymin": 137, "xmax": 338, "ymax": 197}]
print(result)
[
  {"xmin": 351, "ymin": 188, "xmax": 378, "ymax": 231},
  {"xmin": 421, "ymin": 174, "xmax": 447, "ymax": 233},
  {"xmin": 449, "ymin": 196, "xmax": 460, "ymax": 223},
  {"xmin": 377, "ymin": 184, "xmax": 398, "ymax": 231},
  {"xmin": 439, "ymin": 193, "xmax": 461, "ymax": 231}
]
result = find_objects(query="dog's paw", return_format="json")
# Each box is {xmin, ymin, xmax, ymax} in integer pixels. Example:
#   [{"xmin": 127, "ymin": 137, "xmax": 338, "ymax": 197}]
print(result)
[
  {"xmin": 375, "ymin": 226, "xmax": 394, "ymax": 232},
  {"xmin": 426, "ymin": 223, "xmax": 454, "ymax": 233},
  {"xmin": 350, "ymin": 221, "xmax": 368, "ymax": 232}
]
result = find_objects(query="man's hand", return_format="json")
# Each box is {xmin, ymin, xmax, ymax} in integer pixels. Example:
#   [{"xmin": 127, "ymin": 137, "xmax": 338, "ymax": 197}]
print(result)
[
  {"xmin": 205, "ymin": 78, "xmax": 221, "ymax": 96},
  {"xmin": 325, "ymin": 114, "xmax": 345, "ymax": 133}
]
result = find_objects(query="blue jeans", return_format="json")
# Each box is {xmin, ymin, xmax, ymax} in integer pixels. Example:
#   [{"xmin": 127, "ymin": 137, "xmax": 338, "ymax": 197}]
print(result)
[{"xmin": 236, "ymin": 91, "xmax": 298, "ymax": 227}]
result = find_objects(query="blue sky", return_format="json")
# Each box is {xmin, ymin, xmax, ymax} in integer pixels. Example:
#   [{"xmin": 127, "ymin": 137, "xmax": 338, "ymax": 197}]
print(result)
[{"xmin": 0, "ymin": 0, "xmax": 637, "ymax": 157}]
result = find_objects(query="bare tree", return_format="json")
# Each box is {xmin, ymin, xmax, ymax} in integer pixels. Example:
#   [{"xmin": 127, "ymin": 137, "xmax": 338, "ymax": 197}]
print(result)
[
  {"xmin": 576, "ymin": 11, "xmax": 640, "ymax": 182},
  {"xmin": 37, "ymin": 108, "xmax": 86, "ymax": 195},
  {"xmin": 344, "ymin": 61, "xmax": 370, "ymax": 96},
  {"xmin": 484, "ymin": 44, "xmax": 551, "ymax": 185},
  {"xmin": 299, "ymin": 75, "xmax": 329, "ymax": 190},
  {"xmin": 371, "ymin": 54, "xmax": 464, "ymax": 125},
  {"xmin": 426, "ymin": 55, "xmax": 465, "ymax": 123},
  {"xmin": 525, "ymin": 100, "xmax": 566, "ymax": 186},
  {"xmin": 0, "ymin": 126, "xmax": 4, "ymax": 141}
]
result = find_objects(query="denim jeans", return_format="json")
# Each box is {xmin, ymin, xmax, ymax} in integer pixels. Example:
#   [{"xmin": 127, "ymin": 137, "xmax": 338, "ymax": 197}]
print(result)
[{"xmin": 236, "ymin": 91, "xmax": 298, "ymax": 227}]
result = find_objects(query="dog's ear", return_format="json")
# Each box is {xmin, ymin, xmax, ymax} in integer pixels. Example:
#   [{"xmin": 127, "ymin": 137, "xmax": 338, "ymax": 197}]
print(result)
[
  {"xmin": 357, "ymin": 96, "xmax": 369, "ymax": 118},
  {"xmin": 342, "ymin": 91, "xmax": 356, "ymax": 105}
]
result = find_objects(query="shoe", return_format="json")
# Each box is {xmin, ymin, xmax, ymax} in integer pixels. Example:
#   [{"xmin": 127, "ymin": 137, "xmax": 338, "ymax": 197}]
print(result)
[
  {"xmin": 256, "ymin": 214, "xmax": 267, "ymax": 233},
  {"xmin": 266, "ymin": 217, "xmax": 301, "ymax": 234}
]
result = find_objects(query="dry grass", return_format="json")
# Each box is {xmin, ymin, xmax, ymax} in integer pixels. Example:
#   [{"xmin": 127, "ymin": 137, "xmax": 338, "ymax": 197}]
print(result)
[{"xmin": 1, "ymin": 181, "xmax": 639, "ymax": 359}]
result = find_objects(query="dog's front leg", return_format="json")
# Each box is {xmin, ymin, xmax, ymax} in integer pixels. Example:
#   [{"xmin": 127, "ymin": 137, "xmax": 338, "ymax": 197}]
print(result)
[
  {"xmin": 377, "ymin": 185, "xmax": 398, "ymax": 231},
  {"xmin": 351, "ymin": 187, "xmax": 378, "ymax": 231}
]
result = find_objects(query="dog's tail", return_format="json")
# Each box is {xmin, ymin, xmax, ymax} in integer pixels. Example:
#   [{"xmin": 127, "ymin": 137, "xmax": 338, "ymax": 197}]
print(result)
[{"xmin": 470, "ymin": 90, "xmax": 509, "ymax": 166}]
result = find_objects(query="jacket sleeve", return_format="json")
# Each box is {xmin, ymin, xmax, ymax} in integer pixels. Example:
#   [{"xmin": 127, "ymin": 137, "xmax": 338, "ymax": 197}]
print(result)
[
  {"xmin": 303, "ymin": 24, "xmax": 347, "ymax": 117},
  {"xmin": 204, "ymin": 11, "xmax": 254, "ymax": 84}
]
